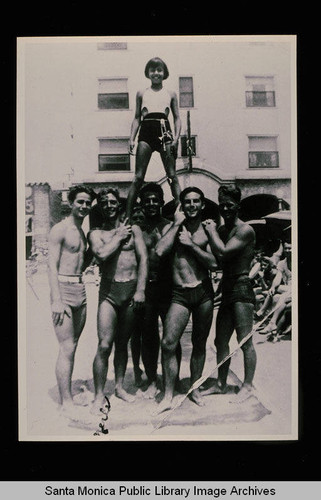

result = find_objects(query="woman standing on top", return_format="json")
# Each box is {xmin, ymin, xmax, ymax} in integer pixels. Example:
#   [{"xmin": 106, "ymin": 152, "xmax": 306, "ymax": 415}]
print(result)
[{"xmin": 126, "ymin": 57, "xmax": 181, "ymax": 219}]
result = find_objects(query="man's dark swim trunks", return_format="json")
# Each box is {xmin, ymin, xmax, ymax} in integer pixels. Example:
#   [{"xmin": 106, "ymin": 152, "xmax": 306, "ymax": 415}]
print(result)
[
  {"xmin": 99, "ymin": 279, "xmax": 137, "ymax": 308},
  {"xmin": 171, "ymin": 278, "xmax": 214, "ymax": 310},
  {"xmin": 220, "ymin": 274, "xmax": 256, "ymax": 306},
  {"xmin": 138, "ymin": 113, "xmax": 173, "ymax": 152}
]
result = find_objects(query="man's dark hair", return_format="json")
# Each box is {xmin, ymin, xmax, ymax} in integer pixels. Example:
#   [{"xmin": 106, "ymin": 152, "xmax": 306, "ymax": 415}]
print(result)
[
  {"xmin": 139, "ymin": 183, "xmax": 164, "ymax": 204},
  {"xmin": 144, "ymin": 57, "xmax": 169, "ymax": 80},
  {"xmin": 67, "ymin": 185, "xmax": 96, "ymax": 203},
  {"xmin": 97, "ymin": 188, "xmax": 121, "ymax": 205},
  {"xmin": 179, "ymin": 186, "xmax": 205, "ymax": 204},
  {"xmin": 218, "ymin": 184, "xmax": 242, "ymax": 204}
]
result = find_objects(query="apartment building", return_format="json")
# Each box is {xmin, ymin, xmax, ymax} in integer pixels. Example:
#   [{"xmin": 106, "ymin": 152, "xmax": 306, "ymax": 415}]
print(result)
[{"xmin": 23, "ymin": 37, "xmax": 295, "ymax": 255}]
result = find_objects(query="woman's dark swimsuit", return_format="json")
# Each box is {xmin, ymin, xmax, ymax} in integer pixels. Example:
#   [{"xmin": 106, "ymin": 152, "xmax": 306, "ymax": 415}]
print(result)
[{"xmin": 138, "ymin": 113, "xmax": 173, "ymax": 152}]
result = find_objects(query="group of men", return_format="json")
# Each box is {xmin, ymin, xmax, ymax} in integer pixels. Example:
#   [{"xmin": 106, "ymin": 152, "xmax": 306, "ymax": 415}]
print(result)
[{"xmin": 48, "ymin": 182, "xmax": 257, "ymax": 420}]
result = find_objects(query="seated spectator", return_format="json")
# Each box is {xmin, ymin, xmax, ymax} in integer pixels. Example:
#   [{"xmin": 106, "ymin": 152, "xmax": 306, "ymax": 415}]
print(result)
[
  {"xmin": 250, "ymin": 249, "xmax": 277, "ymax": 309},
  {"xmin": 256, "ymin": 242, "xmax": 292, "ymax": 342}
]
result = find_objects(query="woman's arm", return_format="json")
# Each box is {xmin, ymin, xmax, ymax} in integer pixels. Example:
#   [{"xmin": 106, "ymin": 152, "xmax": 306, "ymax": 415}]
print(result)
[
  {"xmin": 170, "ymin": 91, "xmax": 181, "ymax": 146},
  {"xmin": 129, "ymin": 90, "xmax": 143, "ymax": 153}
]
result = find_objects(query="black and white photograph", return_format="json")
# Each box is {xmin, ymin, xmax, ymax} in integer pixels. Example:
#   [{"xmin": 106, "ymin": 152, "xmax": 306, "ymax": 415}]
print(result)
[{"xmin": 17, "ymin": 34, "xmax": 297, "ymax": 441}]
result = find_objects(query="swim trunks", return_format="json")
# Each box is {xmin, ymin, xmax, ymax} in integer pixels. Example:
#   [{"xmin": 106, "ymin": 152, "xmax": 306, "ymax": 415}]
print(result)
[
  {"xmin": 171, "ymin": 278, "xmax": 214, "ymax": 310},
  {"xmin": 220, "ymin": 274, "xmax": 256, "ymax": 306},
  {"xmin": 138, "ymin": 113, "xmax": 173, "ymax": 152},
  {"xmin": 58, "ymin": 282, "xmax": 87, "ymax": 309},
  {"xmin": 99, "ymin": 279, "xmax": 137, "ymax": 308},
  {"xmin": 145, "ymin": 279, "xmax": 172, "ymax": 315}
]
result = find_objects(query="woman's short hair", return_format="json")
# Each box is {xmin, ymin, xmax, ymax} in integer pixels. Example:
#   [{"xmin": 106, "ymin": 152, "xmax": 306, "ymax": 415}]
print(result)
[{"xmin": 144, "ymin": 57, "xmax": 169, "ymax": 80}]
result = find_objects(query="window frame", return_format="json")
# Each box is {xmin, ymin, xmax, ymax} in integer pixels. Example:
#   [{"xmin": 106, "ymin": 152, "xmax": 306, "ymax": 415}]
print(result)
[
  {"xmin": 248, "ymin": 135, "xmax": 279, "ymax": 169},
  {"xmin": 179, "ymin": 76, "xmax": 194, "ymax": 108},
  {"xmin": 98, "ymin": 153, "xmax": 131, "ymax": 171},
  {"xmin": 245, "ymin": 76, "xmax": 276, "ymax": 108},
  {"xmin": 180, "ymin": 135, "xmax": 197, "ymax": 157},
  {"xmin": 98, "ymin": 137, "xmax": 131, "ymax": 172},
  {"xmin": 97, "ymin": 78, "xmax": 129, "ymax": 110},
  {"xmin": 245, "ymin": 90, "xmax": 276, "ymax": 107},
  {"xmin": 248, "ymin": 151, "xmax": 279, "ymax": 168}
]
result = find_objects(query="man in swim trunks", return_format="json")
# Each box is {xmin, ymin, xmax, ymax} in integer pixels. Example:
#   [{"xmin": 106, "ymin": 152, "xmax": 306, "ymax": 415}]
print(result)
[
  {"xmin": 154, "ymin": 187, "xmax": 217, "ymax": 413},
  {"xmin": 202, "ymin": 184, "xmax": 257, "ymax": 403},
  {"xmin": 137, "ymin": 182, "xmax": 182, "ymax": 399},
  {"xmin": 88, "ymin": 189, "xmax": 148, "ymax": 412},
  {"xmin": 126, "ymin": 57, "xmax": 181, "ymax": 219},
  {"xmin": 48, "ymin": 185, "xmax": 95, "ymax": 419}
]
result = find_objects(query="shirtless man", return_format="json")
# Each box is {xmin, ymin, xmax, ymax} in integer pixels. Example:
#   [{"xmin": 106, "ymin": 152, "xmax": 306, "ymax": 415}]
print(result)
[
  {"xmin": 48, "ymin": 185, "xmax": 95, "ymax": 418},
  {"xmin": 202, "ymin": 184, "xmax": 257, "ymax": 403},
  {"xmin": 138, "ymin": 183, "xmax": 181, "ymax": 399},
  {"xmin": 88, "ymin": 189, "xmax": 148, "ymax": 412},
  {"xmin": 154, "ymin": 187, "xmax": 217, "ymax": 413}
]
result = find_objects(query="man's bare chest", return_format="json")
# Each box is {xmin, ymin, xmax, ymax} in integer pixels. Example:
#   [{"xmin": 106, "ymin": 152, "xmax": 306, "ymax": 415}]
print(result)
[{"xmin": 64, "ymin": 227, "xmax": 86, "ymax": 253}]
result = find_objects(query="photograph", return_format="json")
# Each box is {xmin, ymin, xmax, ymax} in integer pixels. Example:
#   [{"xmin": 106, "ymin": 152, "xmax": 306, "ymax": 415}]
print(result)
[{"xmin": 17, "ymin": 34, "xmax": 297, "ymax": 441}]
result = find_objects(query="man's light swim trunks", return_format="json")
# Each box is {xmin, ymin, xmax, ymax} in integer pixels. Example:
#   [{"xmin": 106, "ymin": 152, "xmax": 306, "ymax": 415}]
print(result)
[{"xmin": 58, "ymin": 275, "xmax": 87, "ymax": 309}]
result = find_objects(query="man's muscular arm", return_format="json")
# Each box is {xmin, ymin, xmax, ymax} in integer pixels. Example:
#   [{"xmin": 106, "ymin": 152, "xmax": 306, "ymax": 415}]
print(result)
[
  {"xmin": 88, "ymin": 220, "xmax": 132, "ymax": 261},
  {"xmin": 48, "ymin": 223, "xmax": 71, "ymax": 326},
  {"xmin": 155, "ymin": 205, "xmax": 185, "ymax": 257},
  {"xmin": 178, "ymin": 226, "xmax": 218, "ymax": 271},
  {"xmin": 203, "ymin": 220, "xmax": 255, "ymax": 261},
  {"xmin": 132, "ymin": 225, "xmax": 148, "ymax": 309}
]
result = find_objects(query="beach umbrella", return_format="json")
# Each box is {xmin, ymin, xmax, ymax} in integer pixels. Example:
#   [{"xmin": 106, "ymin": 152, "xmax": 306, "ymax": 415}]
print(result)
[
  {"xmin": 247, "ymin": 218, "xmax": 284, "ymax": 247},
  {"xmin": 263, "ymin": 210, "xmax": 291, "ymax": 224},
  {"xmin": 263, "ymin": 210, "xmax": 291, "ymax": 233}
]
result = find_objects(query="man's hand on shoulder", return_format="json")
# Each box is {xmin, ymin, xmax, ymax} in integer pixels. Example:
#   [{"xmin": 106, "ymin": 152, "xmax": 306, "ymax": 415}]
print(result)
[{"xmin": 116, "ymin": 218, "xmax": 132, "ymax": 242}]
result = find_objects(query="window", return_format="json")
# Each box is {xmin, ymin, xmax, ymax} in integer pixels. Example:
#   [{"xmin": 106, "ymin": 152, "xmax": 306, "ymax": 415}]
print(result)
[
  {"xmin": 97, "ymin": 42, "xmax": 127, "ymax": 50},
  {"xmin": 248, "ymin": 136, "xmax": 279, "ymax": 168},
  {"xmin": 25, "ymin": 215, "xmax": 32, "ymax": 234},
  {"xmin": 179, "ymin": 77, "xmax": 194, "ymax": 108},
  {"xmin": 180, "ymin": 135, "xmax": 197, "ymax": 157},
  {"xmin": 245, "ymin": 76, "xmax": 276, "ymax": 107},
  {"xmin": 98, "ymin": 138, "xmax": 130, "ymax": 171},
  {"xmin": 98, "ymin": 78, "xmax": 129, "ymax": 109}
]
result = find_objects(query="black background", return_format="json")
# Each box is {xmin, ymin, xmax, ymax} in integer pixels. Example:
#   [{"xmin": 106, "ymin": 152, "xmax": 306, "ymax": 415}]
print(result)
[{"xmin": 4, "ymin": 5, "xmax": 318, "ymax": 482}]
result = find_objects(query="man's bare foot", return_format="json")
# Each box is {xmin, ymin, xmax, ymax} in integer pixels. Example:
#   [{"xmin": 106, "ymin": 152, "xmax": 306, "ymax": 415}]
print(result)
[
  {"xmin": 189, "ymin": 389, "xmax": 205, "ymax": 407},
  {"xmin": 200, "ymin": 380, "xmax": 227, "ymax": 396},
  {"xmin": 73, "ymin": 385, "xmax": 93, "ymax": 406},
  {"xmin": 143, "ymin": 381, "xmax": 159, "ymax": 399},
  {"xmin": 115, "ymin": 387, "xmax": 135, "ymax": 403},
  {"xmin": 90, "ymin": 396, "xmax": 108, "ymax": 416},
  {"xmin": 229, "ymin": 385, "xmax": 254, "ymax": 404},
  {"xmin": 151, "ymin": 397, "xmax": 173, "ymax": 416},
  {"xmin": 60, "ymin": 403, "xmax": 92, "ymax": 424},
  {"xmin": 134, "ymin": 368, "xmax": 144, "ymax": 387},
  {"xmin": 174, "ymin": 379, "xmax": 184, "ymax": 393}
]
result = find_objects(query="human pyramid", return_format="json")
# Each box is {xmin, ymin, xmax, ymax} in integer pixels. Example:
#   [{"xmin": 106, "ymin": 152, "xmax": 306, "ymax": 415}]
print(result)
[{"xmin": 48, "ymin": 58, "xmax": 260, "ymax": 423}]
